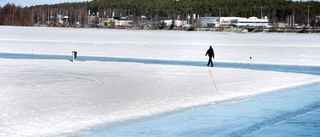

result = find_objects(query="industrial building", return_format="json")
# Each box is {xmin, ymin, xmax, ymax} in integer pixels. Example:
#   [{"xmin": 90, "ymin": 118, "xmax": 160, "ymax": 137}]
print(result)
[
  {"xmin": 199, "ymin": 16, "xmax": 269, "ymax": 28},
  {"xmin": 231, "ymin": 16, "xmax": 269, "ymax": 28}
]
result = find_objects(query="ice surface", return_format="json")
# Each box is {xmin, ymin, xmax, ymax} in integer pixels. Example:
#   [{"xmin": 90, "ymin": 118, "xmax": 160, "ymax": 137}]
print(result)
[
  {"xmin": 86, "ymin": 84, "xmax": 320, "ymax": 137},
  {"xmin": 0, "ymin": 26, "xmax": 320, "ymax": 136},
  {"xmin": 1, "ymin": 26, "xmax": 320, "ymax": 66}
]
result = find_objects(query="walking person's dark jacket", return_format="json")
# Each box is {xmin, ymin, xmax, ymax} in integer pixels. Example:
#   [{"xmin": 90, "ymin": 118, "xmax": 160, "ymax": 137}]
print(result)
[{"xmin": 206, "ymin": 46, "xmax": 214, "ymax": 58}]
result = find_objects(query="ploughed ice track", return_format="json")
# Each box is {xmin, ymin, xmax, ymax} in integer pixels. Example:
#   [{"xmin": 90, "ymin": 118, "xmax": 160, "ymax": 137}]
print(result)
[{"xmin": 1, "ymin": 52, "xmax": 320, "ymax": 76}]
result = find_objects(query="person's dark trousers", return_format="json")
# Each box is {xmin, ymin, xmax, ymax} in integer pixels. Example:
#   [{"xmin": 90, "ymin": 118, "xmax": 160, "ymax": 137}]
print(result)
[{"xmin": 207, "ymin": 58, "xmax": 213, "ymax": 67}]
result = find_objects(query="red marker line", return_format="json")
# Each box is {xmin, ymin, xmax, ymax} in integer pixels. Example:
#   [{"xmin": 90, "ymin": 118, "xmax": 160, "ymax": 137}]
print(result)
[{"xmin": 209, "ymin": 69, "xmax": 219, "ymax": 93}]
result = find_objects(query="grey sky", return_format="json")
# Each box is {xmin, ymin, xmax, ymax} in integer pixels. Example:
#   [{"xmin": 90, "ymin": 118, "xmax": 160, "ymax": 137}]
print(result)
[
  {"xmin": 0, "ymin": 0, "xmax": 318, "ymax": 7},
  {"xmin": 0, "ymin": 0, "xmax": 92, "ymax": 7}
]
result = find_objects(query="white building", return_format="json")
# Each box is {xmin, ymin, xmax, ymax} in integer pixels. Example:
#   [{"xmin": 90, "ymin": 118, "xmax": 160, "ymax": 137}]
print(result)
[
  {"xmin": 199, "ymin": 17, "xmax": 219, "ymax": 28},
  {"xmin": 161, "ymin": 20, "xmax": 186, "ymax": 27},
  {"xmin": 199, "ymin": 16, "xmax": 269, "ymax": 28},
  {"xmin": 231, "ymin": 16, "xmax": 269, "ymax": 28}
]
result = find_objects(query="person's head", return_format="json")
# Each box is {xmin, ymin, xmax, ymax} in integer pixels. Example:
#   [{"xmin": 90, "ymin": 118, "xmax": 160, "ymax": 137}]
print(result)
[{"xmin": 209, "ymin": 46, "xmax": 212, "ymax": 49}]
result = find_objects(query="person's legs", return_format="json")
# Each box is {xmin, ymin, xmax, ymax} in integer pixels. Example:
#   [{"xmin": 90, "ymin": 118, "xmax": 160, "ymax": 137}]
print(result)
[{"xmin": 208, "ymin": 58, "xmax": 213, "ymax": 67}]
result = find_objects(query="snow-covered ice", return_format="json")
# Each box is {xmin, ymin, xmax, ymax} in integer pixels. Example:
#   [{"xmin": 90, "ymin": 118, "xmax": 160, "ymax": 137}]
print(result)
[
  {"xmin": 1, "ymin": 26, "xmax": 320, "ymax": 66},
  {"xmin": 86, "ymin": 84, "xmax": 320, "ymax": 137},
  {"xmin": 0, "ymin": 26, "xmax": 320, "ymax": 136}
]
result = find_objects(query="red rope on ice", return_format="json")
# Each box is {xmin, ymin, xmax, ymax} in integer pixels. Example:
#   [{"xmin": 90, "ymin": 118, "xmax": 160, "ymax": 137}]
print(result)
[{"xmin": 209, "ymin": 69, "xmax": 219, "ymax": 93}]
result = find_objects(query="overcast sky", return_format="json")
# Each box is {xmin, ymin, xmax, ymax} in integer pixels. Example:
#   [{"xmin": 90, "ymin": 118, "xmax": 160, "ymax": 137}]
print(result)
[
  {"xmin": 0, "ymin": 0, "xmax": 92, "ymax": 7},
  {"xmin": 0, "ymin": 0, "xmax": 318, "ymax": 7}
]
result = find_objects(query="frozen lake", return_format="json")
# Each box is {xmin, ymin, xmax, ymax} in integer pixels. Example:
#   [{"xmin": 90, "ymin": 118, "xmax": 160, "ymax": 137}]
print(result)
[
  {"xmin": 0, "ymin": 26, "xmax": 320, "ymax": 137},
  {"xmin": 87, "ymin": 84, "xmax": 320, "ymax": 137}
]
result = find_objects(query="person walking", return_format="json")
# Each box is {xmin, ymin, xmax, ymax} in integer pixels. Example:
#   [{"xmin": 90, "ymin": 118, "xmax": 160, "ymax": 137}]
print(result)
[{"xmin": 205, "ymin": 46, "xmax": 215, "ymax": 67}]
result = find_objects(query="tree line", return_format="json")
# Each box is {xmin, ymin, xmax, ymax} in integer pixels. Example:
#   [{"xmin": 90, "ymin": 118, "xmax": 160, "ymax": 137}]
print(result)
[
  {"xmin": 0, "ymin": 4, "xmax": 33, "ymax": 26},
  {"xmin": 1, "ymin": 0, "xmax": 319, "ymax": 27}
]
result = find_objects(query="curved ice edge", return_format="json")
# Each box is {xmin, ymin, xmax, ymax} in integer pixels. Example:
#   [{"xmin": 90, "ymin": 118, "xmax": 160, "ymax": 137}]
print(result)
[
  {"xmin": 209, "ymin": 82, "xmax": 320, "ymax": 137},
  {"xmin": 230, "ymin": 101, "xmax": 320, "ymax": 137},
  {"xmin": 81, "ymin": 82, "xmax": 320, "ymax": 137},
  {"xmin": 229, "ymin": 85, "xmax": 320, "ymax": 137},
  {"xmin": 83, "ymin": 82, "xmax": 320, "ymax": 137},
  {"xmin": 1, "ymin": 52, "xmax": 320, "ymax": 75},
  {"xmin": 215, "ymin": 81, "xmax": 320, "ymax": 105}
]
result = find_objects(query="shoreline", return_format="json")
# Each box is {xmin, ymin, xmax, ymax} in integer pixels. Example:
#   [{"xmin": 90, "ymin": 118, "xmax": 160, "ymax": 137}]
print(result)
[{"xmin": 1, "ymin": 25, "xmax": 320, "ymax": 33}]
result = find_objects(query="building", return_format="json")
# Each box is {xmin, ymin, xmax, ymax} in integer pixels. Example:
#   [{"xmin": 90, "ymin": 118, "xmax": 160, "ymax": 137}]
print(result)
[
  {"xmin": 199, "ymin": 17, "xmax": 219, "ymax": 28},
  {"xmin": 199, "ymin": 16, "xmax": 269, "ymax": 28},
  {"xmin": 161, "ymin": 19, "xmax": 186, "ymax": 27},
  {"xmin": 104, "ymin": 17, "xmax": 133, "ymax": 27},
  {"xmin": 231, "ymin": 16, "xmax": 269, "ymax": 28}
]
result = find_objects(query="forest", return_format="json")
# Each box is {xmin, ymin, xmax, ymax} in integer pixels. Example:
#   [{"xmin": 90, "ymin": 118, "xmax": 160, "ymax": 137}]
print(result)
[{"xmin": 0, "ymin": 0, "xmax": 319, "ymax": 27}]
